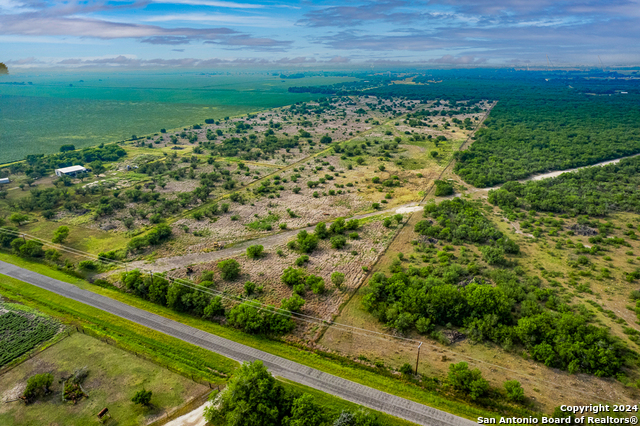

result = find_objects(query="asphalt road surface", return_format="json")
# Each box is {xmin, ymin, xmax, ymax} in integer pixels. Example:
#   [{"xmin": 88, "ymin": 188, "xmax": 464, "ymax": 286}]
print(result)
[{"xmin": 0, "ymin": 260, "xmax": 476, "ymax": 426}]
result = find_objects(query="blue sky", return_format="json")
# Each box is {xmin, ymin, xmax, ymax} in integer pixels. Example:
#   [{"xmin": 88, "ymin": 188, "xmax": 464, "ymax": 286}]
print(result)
[{"xmin": 1, "ymin": 0, "xmax": 640, "ymax": 68}]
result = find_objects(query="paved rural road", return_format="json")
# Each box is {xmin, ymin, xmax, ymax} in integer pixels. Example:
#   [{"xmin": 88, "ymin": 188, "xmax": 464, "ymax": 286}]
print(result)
[{"xmin": 0, "ymin": 261, "xmax": 476, "ymax": 426}]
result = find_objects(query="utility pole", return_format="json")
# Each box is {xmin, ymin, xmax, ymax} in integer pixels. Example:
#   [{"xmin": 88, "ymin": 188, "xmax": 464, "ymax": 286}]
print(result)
[{"xmin": 415, "ymin": 342, "xmax": 423, "ymax": 375}]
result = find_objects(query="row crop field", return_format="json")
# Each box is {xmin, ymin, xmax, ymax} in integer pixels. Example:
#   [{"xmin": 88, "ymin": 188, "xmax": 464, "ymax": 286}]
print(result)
[{"xmin": 0, "ymin": 302, "xmax": 60, "ymax": 367}]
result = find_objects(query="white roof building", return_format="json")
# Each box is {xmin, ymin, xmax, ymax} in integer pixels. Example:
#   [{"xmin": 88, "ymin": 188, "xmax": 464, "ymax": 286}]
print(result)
[
  {"xmin": 0, "ymin": 178, "xmax": 10, "ymax": 184},
  {"xmin": 55, "ymin": 165, "xmax": 87, "ymax": 177}
]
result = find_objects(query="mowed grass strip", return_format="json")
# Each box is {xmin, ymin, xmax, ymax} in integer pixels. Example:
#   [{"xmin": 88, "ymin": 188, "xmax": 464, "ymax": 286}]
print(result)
[
  {"xmin": 0, "ymin": 253, "xmax": 497, "ymax": 421},
  {"xmin": 0, "ymin": 332, "xmax": 209, "ymax": 426}
]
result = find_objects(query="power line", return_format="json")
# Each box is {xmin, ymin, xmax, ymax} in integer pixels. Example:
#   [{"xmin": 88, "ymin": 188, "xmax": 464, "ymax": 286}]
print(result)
[
  {"xmin": 0, "ymin": 227, "xmax": 618, "ymax": 401},
  {"xmin": 0, "ymin": 228, "xmax": 422, "ymax": 347}
]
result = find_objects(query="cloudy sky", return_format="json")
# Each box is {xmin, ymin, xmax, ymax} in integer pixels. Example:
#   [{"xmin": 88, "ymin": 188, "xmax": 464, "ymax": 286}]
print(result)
[{"xmin": 2, "ymin": 0, "xmax": 639, "ymax": 68}]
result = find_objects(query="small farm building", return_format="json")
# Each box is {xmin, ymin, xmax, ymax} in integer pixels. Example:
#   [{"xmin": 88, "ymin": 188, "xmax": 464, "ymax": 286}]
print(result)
[{"xmin": 55, "ymin": 165, "xmax": 87, "ymax": 177}]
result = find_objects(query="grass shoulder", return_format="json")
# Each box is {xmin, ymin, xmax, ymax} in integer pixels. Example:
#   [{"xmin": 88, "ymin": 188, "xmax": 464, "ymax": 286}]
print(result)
[{"xmin": 0, "ymin": 252, "xmax": 497, "ymax": 421}]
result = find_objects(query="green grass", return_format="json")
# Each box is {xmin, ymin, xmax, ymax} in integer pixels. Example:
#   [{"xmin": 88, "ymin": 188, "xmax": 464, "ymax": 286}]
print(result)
[
  {"xmin": 0, "ymin": 252, "xmax": 498, "ymax": 421},
  {"xmin": 0, "ymin": 73, "xmax": 356, "ymax": 163},
  {"xmin": 246, "ymin": 213, "xmax": 281, "ymax": 231},
  {"xmin": 0, "ymin": 270, "xmax": 237, "ymax": 384},
  {"xmin": 0, "ymin": 332, "xmax": 209, "ymax": 426},
  {"xmin": 281, "ymin": 379, "xmax": 417, "ymax": 426},
  {"xmin": 21, "ymin": 220, "xmax": 129, "ymax": 255}
]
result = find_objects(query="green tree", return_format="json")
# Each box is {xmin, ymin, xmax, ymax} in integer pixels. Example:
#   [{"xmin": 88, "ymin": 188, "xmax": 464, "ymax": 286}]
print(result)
[
  {"xmin": 504, "ymin": 380, "xmax": 525, "ymax": 402},
  {"xmin": 446, "ymin": 362, "xmax": 489, "ymax": 400},
  {"xmin": 59, "ymin": 144, "xmax": 75, "ymax": 152},
  {"xmin": 204, "ymin": 361, "xmax": 284, "ymax": 426},
  {"xmin": 131, "ymin": 389, "xmax": 153, "ymax": 406},
  {"xmin": 246, "ymin": 244, "xmax": 265, "ymax": 259},
  {"xmin": 282, "ymin": 267, "xmax": 306, "ymax": 287},
  {"xmin": 52, "ymin": 225, "xmax": 70, "ymax": 244},
  {"xmin": 281, "ymin": 294, "xmax": 305, "ymax": 313},
  {"xmin": 331, "ymin": 272, "xmax": 345, "ymax": 288},
  {"xmin": 434, "ymin": 180, "xmax": 454, "ymax": 196},
  {"xmin": 9, "ymin": 213, "xmax": 29, "ymax": 227},
  {"xmin": 306, "ymin": 275, "xmax": 325, "ymax": 294},
  {"xmin": 296, "ymin": 230, "xmax": 319, "ymax": 253},
  {"xmin": 218, "ymin": 259, "xmax": 241, "ymax": 280},
  {"xmin": 315, "ymin": 222, "xmax": 329, "ymax": 239},
  {"xmin": 285, "ymin": 394, "xmax": 327, "ymax": 426},
  {"xmin": 203, "ymin": 296, "xmax": 225, "ymax": 318},
  {"xmin": 330, "ymin": 235, "xmax": 347, "ymax": 249},
  {"xmin": 23, "ymin": 373, "xmax": 53, "ymax": 402}
]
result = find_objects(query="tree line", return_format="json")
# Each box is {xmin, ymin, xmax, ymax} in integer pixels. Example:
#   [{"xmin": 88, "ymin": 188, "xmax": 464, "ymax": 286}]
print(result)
[
  {"xmin": 363, "ymin": 199, "xmax": 628, "ymax": 377},
  {"xmin": 488, "ymin": 156, "xmax": 640, "ymax": 216}
]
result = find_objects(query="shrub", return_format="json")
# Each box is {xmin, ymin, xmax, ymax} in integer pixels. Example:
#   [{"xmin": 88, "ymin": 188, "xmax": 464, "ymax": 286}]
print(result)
[
  {"xmin": 282, "ymin": 267, "xmax": 306, "ymax": 286},
  {"xmin": 218, "ymin": 259, "xmax": 241, "ymax": 281},
  {"xmin": 383, "ymin": 218, "xmax": 392, "ymax": 228},
  {"xmin": 306, "ymin": 275, "xmax": 325, "ymax": 294},
  {"xmin": 344, "ymin": 219, "xmax": 360, "ymax": 231},
  {"xmin": 331, "ymin": 272, "xmax": 345, "ymax": 288},
  {"xmin": 416, "ymin": 317, "xmax": 433, "ymax": 334},
  {"xmin": 132, "ymin": 389, "xmax": 153, "ymax": 406},
  {"xmin": 294, "ymin": 255, "xmax": 309, "ymax": 266},
  {"xmin": 504, "ymin": 380, "xmax": 525, "ymax": 402},
  {"xmin": 481, "ymin": 246, "xmax": 507, "ymax": 266},
  {"xmin": 23, "ymin": 373, "xmax": 54, "ymax": 402},
  {"xmin": 434, "ymin": 180, "xmax": 454, "ymax": 196},
  {"xmin": 446, "ymin": 362, "xmax": 489, "ymax": 400},
  {"xmin": 315, "ymin": 222, "xmax": 329, "ymax": 239},
  {"xmin": 296, "ymin": 230, "xmax": 319, "ymax": 253},
  {"xmin": 330, "ymin": 235, "xmax": 347, "ymax": 249},
  {"xmin": 52, "ymin": 225, "xmax": 70, "ymax": 244},
  {"xmin": 244, "ymin": 281, "xmax": 256, "ymax": 295},
  {"xmin": 246, "ymin": 245, "xmax": 264, "ymax": 259},
  {"xmin": 399, "ymin": 363, "xmax": 413, "ymax": 376},
  {"xmin": 78, "ymin": 260, "xmax": 97, "ymax": 270}
]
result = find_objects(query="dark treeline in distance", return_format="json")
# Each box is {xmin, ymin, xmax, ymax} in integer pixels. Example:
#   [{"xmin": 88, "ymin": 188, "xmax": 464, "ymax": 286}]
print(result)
[
  {"xmin": 290, "ymin": 69, "xmax": 640, "ymax": 187},
  {"xmin": 488, "ymin": 156, "xmax": 640, "ymax": 216}
]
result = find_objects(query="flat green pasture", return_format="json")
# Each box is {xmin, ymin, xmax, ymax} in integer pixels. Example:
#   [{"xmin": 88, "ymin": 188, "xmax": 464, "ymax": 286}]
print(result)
[{"xmin": 0, "ymin": 73, "xmax": 356, "ymax": 163}]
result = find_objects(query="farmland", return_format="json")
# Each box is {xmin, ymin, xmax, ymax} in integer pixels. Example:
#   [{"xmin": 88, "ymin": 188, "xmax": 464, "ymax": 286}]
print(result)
[
  {"xmin": 0, "ymin": 72, "xmax": 356, "ymax": 163},
  {"xmin": 0, "ymin": 93, "xmax": 485, "ymax": 330},
  {"xmin": 0, "ymin": 302, "xmax": 60, "ymax": 367},
  {"xmin": 5, "ymin": 69, "xmax": 640, "ymax": 422}
]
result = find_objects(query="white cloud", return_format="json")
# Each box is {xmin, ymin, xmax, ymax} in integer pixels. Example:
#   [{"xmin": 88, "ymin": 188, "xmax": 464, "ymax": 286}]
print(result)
[
  {"xmin": 151, "ymin": 0, "xmax": 264, "ymax": 9},
  {"xmin": 142, "ymin": 12, "xmax": 292, "ymax": 27}
]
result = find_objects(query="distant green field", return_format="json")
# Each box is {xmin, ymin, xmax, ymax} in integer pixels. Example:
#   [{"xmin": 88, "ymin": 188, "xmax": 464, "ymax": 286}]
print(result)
[{"xmin": 0, "ymin": 72, "xmax": 355, "ymax": 163}]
